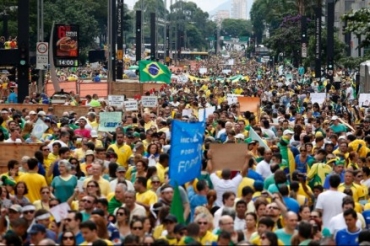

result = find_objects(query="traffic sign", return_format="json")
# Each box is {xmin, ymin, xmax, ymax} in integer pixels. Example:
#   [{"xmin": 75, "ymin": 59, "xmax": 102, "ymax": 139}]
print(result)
[{"xmin": 36, "ymin": 42, "xmax": 48, "ymax": 70}]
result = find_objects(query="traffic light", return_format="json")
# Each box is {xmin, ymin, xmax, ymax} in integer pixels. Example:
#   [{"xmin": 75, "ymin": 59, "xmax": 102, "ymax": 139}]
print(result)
[{"xmin": 19, "ymin": 44, "xmax": 28, "ymax": 66}]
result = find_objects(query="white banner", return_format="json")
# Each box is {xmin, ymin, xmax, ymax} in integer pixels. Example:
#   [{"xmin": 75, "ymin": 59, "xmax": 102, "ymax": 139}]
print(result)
[
  {"xmin": 124, "ymin": 100, "xmax": 138, "ymax": 111},
  {"xmin": 141, "ymin": 96, "xmax": 158, "ymax": 108},
  {"xmin": 199, "ymin": 67, "xmax": 207, "ymax": 74},
  {"xmin": 311, "ymin": 93, "xmax": 326, "ymax": 105},
  {"xmin": 108, "ymin": 95, "xmax": 125, "ymax": 107},
  {"xmin": 226, "ymin": 94, "xmax": 243, "ymax": 105},
  {"xmin": 198, "ymin": 106, "xmax": 216, "ymax": 122},
  {"xmin": 359, "ymin": 94, "xmax": 370, "ymax": 107}
]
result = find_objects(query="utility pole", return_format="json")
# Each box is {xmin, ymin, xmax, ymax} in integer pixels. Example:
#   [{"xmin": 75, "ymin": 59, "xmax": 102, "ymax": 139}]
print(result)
[
  {"xmin": 327, "ymin": 0, "xmax": 335, "ymax": 86},
  {"xmin": 315, "ymin": 0, "xmax": 322, "ymax": 81},
  {"xmin": 116, "ymin": 0, "xmax": 124, "ymax": 79}
]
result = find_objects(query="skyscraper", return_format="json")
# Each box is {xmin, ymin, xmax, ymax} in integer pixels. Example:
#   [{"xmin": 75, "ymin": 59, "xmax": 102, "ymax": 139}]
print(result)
[{"xmin": 232, "ymin": 0, "xmax": 247, "ymax": 20}]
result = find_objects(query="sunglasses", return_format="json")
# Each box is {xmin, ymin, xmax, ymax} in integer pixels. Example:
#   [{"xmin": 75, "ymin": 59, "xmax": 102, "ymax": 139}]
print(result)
[
  {"xmin": 87, "ymin": 185, "xmax": 96, "ymax": 188},
  {"xmin": 63, "ymin": 236, "xmax": 74, "ymax": 240},
  {"xmin": 132, "ymin": 227, "xmax": 143, "ymax": 230},
  {"xmin": 117, "ymin": 212, "xmax": 125, "ymax": 216},
  {"xmin": 23, "ymin": 210, "xmax": 35, "ymax": 214},
  {"xmin": 310, "ymin": 215, "xmax": 318, "ymax": 218},
  {"xmin": 152, "ymin": 181, "xmax": 160, "ymax": 184},
  {"xmin": 268, "ymin": 206, "xmax": 279, "ymax": 210},
  {"xmin": 197, "ymin": 221, "xmax": 208, "ymax": 225},
  {"xmin": 83, "ymin": 199, "xmax": 93, "ymax": 204},
  {"xmin": 42, "ymin": 149, "xmax": 50, "ymax": 151}
]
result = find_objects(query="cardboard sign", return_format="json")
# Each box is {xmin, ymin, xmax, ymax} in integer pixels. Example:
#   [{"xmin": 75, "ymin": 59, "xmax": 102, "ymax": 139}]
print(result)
[
  {"xmin": 209, "ymin": 144, "xmax": 248, "ymax": 170},
  {"xmin": 124, "ymin": 100, "xmax": 138, "ymax": 111},
  {"xmin": 108, "ymin": 95, "xmax": 125, "ymax": 107},
  {"xmin": 310, "ymin": 93, "xmax": 326, "ymax": 105},
  {"xmin": 238, "ymin": 97, "xmax": 260, "ymax": 113},
  {"xmin": 141, "ymin": 96, "xmax": 158, "ymax": 107},
  {"xmin": 50, "ymin": 203, "xmax": 70, "ymax": 222},
  {"xmin": 98, "ymin": 112, "xmax": 122, "ymax": 132},
  {"xmin": 198, "ymin": 106, "xmax": 216, "ymax": 122},
  {"xmin": 227, "ymin": 94, "xmax": 243, "ymax": 105},
  {"xmin": 359, "ymin": 94, "xmax": 370, "ymax": 107}
]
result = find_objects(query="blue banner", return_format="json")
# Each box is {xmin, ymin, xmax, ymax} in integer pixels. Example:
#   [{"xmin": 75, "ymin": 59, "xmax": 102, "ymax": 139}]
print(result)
[{"xmin": 169, "ymin": 120, "xmax": 205, "ymax": 186}]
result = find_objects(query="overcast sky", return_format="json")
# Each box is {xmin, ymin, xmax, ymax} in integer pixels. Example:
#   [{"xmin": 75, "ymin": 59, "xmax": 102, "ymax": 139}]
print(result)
[{"xmin": 125, "ymin": 0, "xmax": 229, "ymax": 13}]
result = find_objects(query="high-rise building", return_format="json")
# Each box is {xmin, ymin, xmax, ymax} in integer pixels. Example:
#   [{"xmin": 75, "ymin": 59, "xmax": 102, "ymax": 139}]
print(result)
[
  {"xmin": 215, "ymin": 10, "xmax": 230, "ymax": 22},
  {"xmin": 232, "ymin": 0, "xmax": 247, "ymax": 20}
]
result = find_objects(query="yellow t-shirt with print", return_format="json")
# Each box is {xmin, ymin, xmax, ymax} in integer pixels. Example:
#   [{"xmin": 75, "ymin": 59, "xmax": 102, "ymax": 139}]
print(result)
[
  {"xmin": 153, "ymin": 224, "xmax": 164, "ymax": 239},
  {"xmin": 159, "ymin": 236, "xmax": 178, "ymax": 245},
  {"xmin": 237, "ymin": 177, "xmax": 255, "ymax": 198},
  {"xmin": 18, "ymin": 173, "xmax": 47, "ymax": 203},
  {"xmin": 199, "ymin": 231, "xmax": 217, "ymax": 245},
  {"xmin": 338, "ymin": 183, "xmax": 362, "ymax": 202},
  {"xmin": 108, "ymin": 143, "xmax": 133, "ymax": 168}
]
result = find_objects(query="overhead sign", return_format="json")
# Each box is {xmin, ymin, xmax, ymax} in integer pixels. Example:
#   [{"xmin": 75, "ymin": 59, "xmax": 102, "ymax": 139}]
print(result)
[
  {"xmin": 141, "ymin": 96, "xmax": 158, "ymax": 108},
  {"xmin": 169, "ymin": 120, "xmax": 205, "ymax": 186},
  {"xmin": 124, "ymin": 100, "xmax": 138, "ymax": 111},
  {"xmin": 54, "ymin": 24, "xmax": 79, "ymax": 67},
  {"xmin": 108, "ymin": 95, "xmax": 124, "ymax": 107},
  {"xmin": 36, "ymin": 42, "xmax": 48, "ymax": 70},
  {"xmin": 98, "ymin": 112, "xmax": 122, "ymax": 132}
]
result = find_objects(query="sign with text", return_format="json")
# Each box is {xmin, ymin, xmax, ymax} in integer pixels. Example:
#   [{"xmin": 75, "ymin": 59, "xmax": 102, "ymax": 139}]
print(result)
[
  {"xmin": 359, "ymin": 94, "xmax": 370, "ymax": 107},
  {"xmin": 169, "ymin": 120, "xmax": 205, "ymax": 186},
  {"xmin": 310, "ymin": 93, "xmax": 326, "ymax": 105},
  {"xmin": 98, "ymin": 112, "xmax": 122, "ymax": 132},
  {"xmin": 108, "ymin": 95, "xmax": 125, "ymax": 107},
  {"xmin": 124, "ymin": 100, "xmax": 138, "ymax": 111},
  {"xmin": 54, "ymin": 24, "xmax": 79, "ymax": 67},
  {"xmin": 36, "ymin": 42, "xmax": 48, "ymax": 70},
  {"xmin": 227, "ymin": 94, "xmax": 243, "ymax": 105},
  {"xmin": 199, "ymin": 67, "xmax": 207, "ymax": 74},
  {"xmin": 198, "ymin": 106, "xmax": 216, "ymax": 122},
  {"xmin": 141, "ymin": 96, "xmax": 158, "ymax": 108}
]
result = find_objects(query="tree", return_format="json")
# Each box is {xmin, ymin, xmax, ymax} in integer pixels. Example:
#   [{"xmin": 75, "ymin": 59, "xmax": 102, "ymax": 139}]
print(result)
[
  {"xmin": 168, "ymin": 1, "xmax": 216, "ymax": 50},
  {"xmin": 342, "ymin": 8, "xmax": 370, "ymax": 48},
  {"xmin": 220, "ymin": 19, "xmax": 252, "ymax": 38}
]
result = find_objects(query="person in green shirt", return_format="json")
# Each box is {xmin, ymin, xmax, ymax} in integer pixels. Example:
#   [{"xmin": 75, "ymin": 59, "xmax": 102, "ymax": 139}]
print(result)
[
  {"xmin": 108, "ymin": 183, "xmax": 126, "ymax": 215},
  {"xmin": 297, "ymin": 222, "xmax": 312, "ymax": 245}
]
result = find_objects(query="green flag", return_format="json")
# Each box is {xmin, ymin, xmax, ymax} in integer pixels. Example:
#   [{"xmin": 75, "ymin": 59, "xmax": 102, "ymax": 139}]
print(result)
[
  {"xmin": 170, "ymin": 184, "xmax": 185, "ymax": 224},
  {"xmin": 139, "ymin": 60, "xmax": 172, "ymax": 84}
]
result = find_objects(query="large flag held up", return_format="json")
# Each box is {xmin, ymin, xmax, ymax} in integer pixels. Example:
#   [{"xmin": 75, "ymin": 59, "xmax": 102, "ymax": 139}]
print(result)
[
  {"xmin": 169, "ymin": 120, "xmax": 205, "ymax": 186},
  {"xmin": 139, "ymin": 60, "xmax": 172, "ymax": 84}
]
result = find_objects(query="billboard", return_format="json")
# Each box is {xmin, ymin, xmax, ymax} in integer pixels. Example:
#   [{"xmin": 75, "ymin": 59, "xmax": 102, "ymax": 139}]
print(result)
[{"xmin": 54, "ymin": 24, "xmax": 79, "ymax": 67}]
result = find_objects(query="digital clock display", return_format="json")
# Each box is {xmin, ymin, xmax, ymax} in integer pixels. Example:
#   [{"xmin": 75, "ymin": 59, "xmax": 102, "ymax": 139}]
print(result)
[{"xmin": 55, "ymin": 59, "xmax": 78, "ymax": 67}]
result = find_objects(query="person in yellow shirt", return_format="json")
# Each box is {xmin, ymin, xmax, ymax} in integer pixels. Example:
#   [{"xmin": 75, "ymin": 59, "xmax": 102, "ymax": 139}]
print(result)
[
  {"xmin": 107, "ymin": 132, "xmax": 132, "ymax": 168},
  {"xmin": 18, "ymin": 158, "xmax": 47, "ymax": 203},
  {"xmin": 155, "ymin": 153, "xmax": 168, "ymax": 183},
  {"xmin": 134, "ymin": 177, "xmax": 158, "ymax": 211},
  {"xmin": 338, "ymin": 170, "xmax": 363, "ymax": 202},
  {"xmin": 87, "ymin": 112, "xmax": 99, "ymax": 129},
  {"xmin": 194, "ymin": 213, "xmax": 217, "ymax": 245},
  {"xmin": 143, "ymin": 112, "xmax": 157, "ymax": 131},
  {"xmin": 234, "ymin": 85, "xmax": 244, "ymax": 95},
  {"xmin": 83, "ymin": 163, "xmax": 111, "ymax": 197},
  {"xmin": 159, "ymin": 215, "xmax": 179, "ymax": 245},
  {"xmin": 250, "ymin": 217, "xmax": 284, "ymax": 246},
  {"xmin": 89, "ymin": 130, "xmax": 103, "ymax": 148}
]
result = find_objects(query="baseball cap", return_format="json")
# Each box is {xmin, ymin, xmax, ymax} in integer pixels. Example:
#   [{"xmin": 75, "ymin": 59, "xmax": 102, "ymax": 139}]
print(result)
[
  {"xmin": 283, "ymin": 129, "xmax": 294, "ymax": 135},
  {"xmin": 164, "ymin": 215, "xmax": 178, "ymax": 223},
  {"xmin": 37, "ymin": 111, "xmax": 46, "ymax": 116},
  {"xmin": 331, "ymin": 116, "xmax": 339, "ymax": 121},
  {"xmin": 117, "ymin": 166, "xmax": 126, "ymax": 172},
  {"xmin": 85, "ymin": 150, "xmax": 95, "ymax": 156},
  {"xmin": 9, "ymin": 204, "xmax": 22, "ymax": 213},
  {"xmin": 235, "ymin": 133, "xmax": 245, "ymax": 140},
  {"xmin": 29, "ymin": 224, "xmax": 46, "ymax": 234},
  {"xmin": 29, "ymin": 111, "xmax": 37, "ymax": 115}
]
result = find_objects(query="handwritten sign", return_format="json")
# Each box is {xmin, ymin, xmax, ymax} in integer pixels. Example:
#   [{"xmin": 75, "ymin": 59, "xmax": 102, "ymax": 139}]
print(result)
[
  {"xmin": 169, "ymin": 120, "xmax": 205, "ymax": 186},
  {"xmin": 98, "ymin": 112, "xmax": 122, "ymax": 132},
  {"xmin": 108, "ymin": 95, "xmax": 125, "ymax": 107},
  {"xmin": 359, "ymin": 94, "xmax": 370, "ymax": 107},
  {"xmin": 31, "ymin": 119, "xmax": 49, "ymax": 139},
  {"xmin": 124, "ymin": 100, "xmax": 138, "ymax": 111},
  {"xmin": 50, "ymin": 203, "xmax": 70, "ymax": 222},
  {"xmin": 310, "ymin": 93, "xmax": 326, "ymax": 105},
  {"xmin": 227, "ymin": 94, "xmax": 243, "ymax": 105},
  {"xmin": 141, "ymin": 96, "xmax": 158, "ymax": 108},
  {"xmin": 198, "ymin": 106, "xmax": 216, "ymax": 122}
]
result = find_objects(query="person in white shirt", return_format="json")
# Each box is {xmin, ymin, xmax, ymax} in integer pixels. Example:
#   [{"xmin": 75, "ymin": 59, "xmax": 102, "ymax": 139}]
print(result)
[
  {"xmin": 315, "ymin": 174, "xmax": 346, "ymax": 228},
  {"xmin": 234, "ymin": 200, "xmax": 247, "ymax": 231},
  {"xmin": 207, "ymin": 149, "xmax": 250, "ymax": 207},
  {"xmin": 4, "ymin": 128, "xmax": 22, "ymax": 143},
  {"xmin": 256, "ymin": 150, "xmax": 273, "ymax": 179},
  {"xmin": 109, "ymin": 166, "xmax": 134, "ymax": 192},
  {"xmin": 328, "ymin": 196, "xmax": 365, "ymax": 236},
  {"xmin": 346, "ymin": 82, "xmax": 354, "ymax": 100},
  {"xmin": 121, "ymin": 190, "xmax": 146, "ymax": 221},
  {"xmin": 213, "ymin": 192, "xmax": 236, "ymax": 229}
]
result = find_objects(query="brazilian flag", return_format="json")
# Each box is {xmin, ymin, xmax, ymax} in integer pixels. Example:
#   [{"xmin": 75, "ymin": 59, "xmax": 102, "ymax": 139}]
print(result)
[{"xmin": 139, "ymin": 60, "xmax": 172, "ymax": 84}]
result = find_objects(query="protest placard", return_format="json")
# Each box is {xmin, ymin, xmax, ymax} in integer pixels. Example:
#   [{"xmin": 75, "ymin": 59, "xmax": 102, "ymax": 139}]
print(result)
[
  {"xmin": 98, "ymin": 112, "xmax": 122, "ymax": 132},
  {"xmin": 108, "ymin": 95, "xmax": 125, "ymax": 107},
  {"xmin": 124, "ymin": 100, "xmax": 138, "ymax": 111},
  {"xmin": 209, "ymin": 144, "xmax": 248, "ymax": 170},
  {"xmin": 169, "ymin": 120, "xmax": 205, "ymax": 186},
  {"xmin": 141, "ymin": 96, "xmax": 158, "ymax": 107},
  {"xmin": 227, "ymin": 94, "xmax": 243, "ymax": 105},
  {"xmin": 198, "ymin": 106, "xmax": 216, "ymax": 122},
  {"xmin": 310, "ymin": 93, "xmax": 326, "ymax": 105},
  {"xmin": 199, "ymin": 67, "xmax": 207, "ymax": 74},
  {"xmin": 50, "ymin": 203, "xmax": 70, "ymax": 222},
  {"xmin": 359, "ymin": 94, "xmax": 370, "ymax": 107},
  {"xmin": 31, "ymin": 119, "xmax": 49, "ymax": 139},
  {"xmin": 238, "ymin": 97, "xmax": 260, "ymax": 113}
]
